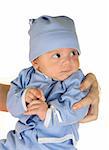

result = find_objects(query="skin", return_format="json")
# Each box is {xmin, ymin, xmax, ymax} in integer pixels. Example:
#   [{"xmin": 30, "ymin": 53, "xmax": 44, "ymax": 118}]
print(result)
[
  {"xmin": 76, "ymin": 73, "xmax": 99, "ymax": 123},
  {"xmin": 24, "ymin": 48, "xmax": 99, "ymax": 122},
  {"xmin": 32, "ymin": 48, "xmax": 79, "ymax": 81},
  {"xmin": 24, "ymin": 88, "xmax": 48, "ymax": 120}
]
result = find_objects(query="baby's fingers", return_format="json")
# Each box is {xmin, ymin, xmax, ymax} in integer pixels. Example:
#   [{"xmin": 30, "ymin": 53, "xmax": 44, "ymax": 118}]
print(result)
[
  {"xmin": 27, "ymin": 100, "xmax": 41, "ymax": 108},
  {"xmin": 29, "ymin": 88, "xmax": 42, "ymax": 99},
  {"xmin": 24, "ymin": 108, "xmax": 39, "ymax": 115},
  {"xmin": 28, "ymin": 103, "xmax": 41, "ymax": 110}
]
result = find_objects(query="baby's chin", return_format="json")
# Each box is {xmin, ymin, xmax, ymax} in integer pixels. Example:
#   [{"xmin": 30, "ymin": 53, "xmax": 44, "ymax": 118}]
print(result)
[
  {"xmin": 53, "ymin": 69, "xmax": 79, "ymax": 81},
  {"xmin": 52, "ymin": 73, "xmax": 72, "ymax": 81}
]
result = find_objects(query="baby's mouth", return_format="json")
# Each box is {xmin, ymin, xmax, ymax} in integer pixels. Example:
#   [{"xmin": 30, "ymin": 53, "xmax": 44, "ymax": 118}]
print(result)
[
  {"xmin": 61, "ymin": 70, "xmax": 72, "ymax": 73},
  {"xmin": 60, "ymin": 70, "xmax": 73, "ymax": 77}
]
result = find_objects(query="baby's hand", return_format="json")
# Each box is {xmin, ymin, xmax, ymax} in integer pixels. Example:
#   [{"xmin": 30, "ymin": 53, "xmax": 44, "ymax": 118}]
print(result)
[
  {"xmin": 24, "ymin": 99, "xmax": 48, "ymax": 120},
  {"xmin": 25, "ymin": 88, "xmax": 45, "ymax": 104}
]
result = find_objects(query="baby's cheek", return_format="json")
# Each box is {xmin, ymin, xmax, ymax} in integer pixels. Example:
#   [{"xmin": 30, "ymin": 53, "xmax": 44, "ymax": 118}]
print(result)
[
  {"xmin": 49, "ymin": 67, "xmax": 59, "ymax": 77},
  {"xmin": 73, "ymin": 57, "xmax": 79, "ymax": 66},
  {"xmin": 46, "ymin": 67, "xmax": 55, "ymax": 76},
  {"xmin": 77, "ymin": 59, "xmax": 80, "ymax": 67},
  {"xmin": 71, "ymin": 61, "xmax": 79, "ymax": 72}
]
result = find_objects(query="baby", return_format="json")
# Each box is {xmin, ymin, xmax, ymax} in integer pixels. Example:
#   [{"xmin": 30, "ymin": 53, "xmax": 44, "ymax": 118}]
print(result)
[{"xmin": 0, "ymin": 15, "xmax": 89, "ymax": 150}]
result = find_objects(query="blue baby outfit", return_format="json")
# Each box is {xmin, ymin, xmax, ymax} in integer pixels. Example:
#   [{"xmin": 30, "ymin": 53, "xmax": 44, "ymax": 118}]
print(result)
[{"xmin": 0, "ymin": 67, "xmax": 89, "ymax": 150}]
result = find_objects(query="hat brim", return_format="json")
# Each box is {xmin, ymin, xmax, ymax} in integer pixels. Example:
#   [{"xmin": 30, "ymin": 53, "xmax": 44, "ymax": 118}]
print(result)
[{"xmin": 29, "ymin": 31, "xmax": 80, "ymax": 61}]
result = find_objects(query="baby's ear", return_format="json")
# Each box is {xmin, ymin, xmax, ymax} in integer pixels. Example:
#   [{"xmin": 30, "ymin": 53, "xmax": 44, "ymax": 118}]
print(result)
[{"xmin": 31, "ymin": 59, "xmax": 39, "ymax": 69}]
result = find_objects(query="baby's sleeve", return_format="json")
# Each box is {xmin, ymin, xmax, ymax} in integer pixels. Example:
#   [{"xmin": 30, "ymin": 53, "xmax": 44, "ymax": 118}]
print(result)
[
  {"xmin": 6, "ymin": 68, "xmax": 29, "ymax": 118},
  {"xmin": 44, "ymin": 70, "xmax": 89, "ymax": 127}
]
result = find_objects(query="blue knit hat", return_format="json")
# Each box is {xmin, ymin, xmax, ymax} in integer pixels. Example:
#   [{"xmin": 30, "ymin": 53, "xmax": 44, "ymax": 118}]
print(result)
[{"xmin": 28, "ymin": 15, "xmax": 80, "ymax": 61}]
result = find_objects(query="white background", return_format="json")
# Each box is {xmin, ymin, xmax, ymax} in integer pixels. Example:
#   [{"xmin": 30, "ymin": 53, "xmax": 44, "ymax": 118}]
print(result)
[{"xmin": 0, "ymin": 0, "xmax": 108, "ymax": 149}]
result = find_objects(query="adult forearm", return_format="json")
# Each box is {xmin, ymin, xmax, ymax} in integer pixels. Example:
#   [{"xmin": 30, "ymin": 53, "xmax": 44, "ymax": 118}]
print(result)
[{"xmin": 0, "ymin": 84, "xmax": 10, "ymax": 111}]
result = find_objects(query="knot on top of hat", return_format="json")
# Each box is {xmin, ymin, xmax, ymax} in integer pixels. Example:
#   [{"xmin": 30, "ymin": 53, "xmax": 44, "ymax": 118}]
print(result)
[
  {"xmin": 29, "ymin": 19, "xmax": 36, "ymax": 26},
  {"xmin": 41, "ymin": 16, "xmax": 49, "ymax": 21},
  {"xmin": 39, "ymin": 15, "xmax": 52, "ymax": 24}
]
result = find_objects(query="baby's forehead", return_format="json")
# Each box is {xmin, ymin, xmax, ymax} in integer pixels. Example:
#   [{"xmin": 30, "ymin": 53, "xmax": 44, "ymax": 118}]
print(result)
[
  {"xmin": 33, "ymin": 48, "xmax": 78, "ymax": 61},
  {"xmin": 46, "ymin": 48, "xmax": 76, "ymax": 54}
]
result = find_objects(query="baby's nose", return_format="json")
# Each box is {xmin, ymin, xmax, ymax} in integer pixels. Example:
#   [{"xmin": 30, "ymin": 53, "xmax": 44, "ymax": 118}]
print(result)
[{"xmin": 62, "ymin": 57, "xmax": 72, "ymax": 66}]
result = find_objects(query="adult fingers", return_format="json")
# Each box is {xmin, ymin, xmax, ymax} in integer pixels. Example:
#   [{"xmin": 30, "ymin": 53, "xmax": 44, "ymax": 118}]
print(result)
[
  {"xmin": 72, "ymin": 95, "xmax": 93, "ymax": 110},
  {"xmin": 80, "ymin": 102, "xmax": 99, "ymax": 123},
  {"xmin": 73, "ymin": 77, "xmax": 100, "ymax": 110},
  {"xmin": 80, "ymin": 73, "xmax": 97, "ymax": 91},
  {"xmin": 79, "ymin": 114, "xmax": 98, "ymax": 123},
  {"xmin": 73, "ymin": 93, "xmax": 99, "ymax": 110}
]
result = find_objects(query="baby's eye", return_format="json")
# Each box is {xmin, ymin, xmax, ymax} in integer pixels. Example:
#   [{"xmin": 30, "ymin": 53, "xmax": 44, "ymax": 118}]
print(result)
[
  {"xmin": 70, "ymin": 51, "xmax": 77, "ymax": 57},
  {"xmin": 52, "ymin": 53, "xmax": 61, "ymax": 58}
]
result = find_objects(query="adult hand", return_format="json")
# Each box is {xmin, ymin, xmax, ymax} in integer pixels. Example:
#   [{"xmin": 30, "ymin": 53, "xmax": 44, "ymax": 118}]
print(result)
[{"xmin": 72, "ymin": 73, "xmax": 100, "ymax": 123}]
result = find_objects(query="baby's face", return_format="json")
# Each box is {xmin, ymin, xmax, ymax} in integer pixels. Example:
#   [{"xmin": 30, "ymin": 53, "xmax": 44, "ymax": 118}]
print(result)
[{"xmin": 32, "ymin": 48, "xmax": 79, "ymax": 81}]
